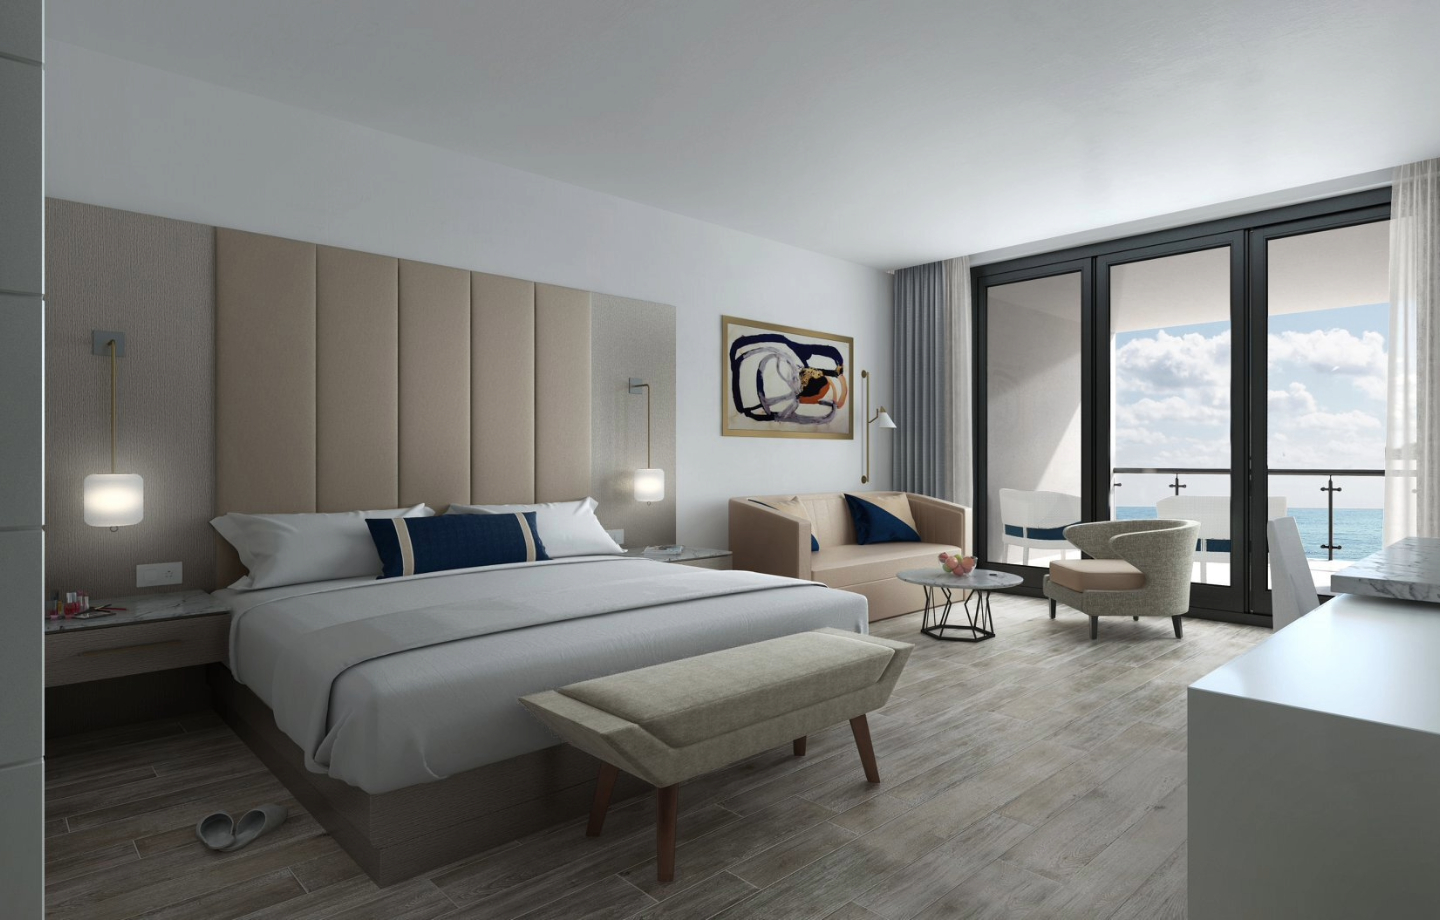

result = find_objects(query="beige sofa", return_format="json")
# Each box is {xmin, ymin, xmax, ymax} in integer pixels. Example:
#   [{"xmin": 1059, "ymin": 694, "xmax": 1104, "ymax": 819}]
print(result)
[{"xmin": 729, "ymin": 491, "xmax": 971, "ymax": 621}]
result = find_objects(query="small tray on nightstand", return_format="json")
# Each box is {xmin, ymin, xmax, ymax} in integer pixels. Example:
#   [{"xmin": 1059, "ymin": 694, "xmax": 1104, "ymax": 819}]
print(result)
[{"xmin": 45, "ymin": 590, "xmax": 232, "ymax": 687}]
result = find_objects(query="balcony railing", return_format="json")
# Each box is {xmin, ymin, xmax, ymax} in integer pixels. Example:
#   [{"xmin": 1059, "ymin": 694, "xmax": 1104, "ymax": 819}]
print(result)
[{"xmin": 1111, "ymin": 466, "xmax": 1388, "ymax": 561}]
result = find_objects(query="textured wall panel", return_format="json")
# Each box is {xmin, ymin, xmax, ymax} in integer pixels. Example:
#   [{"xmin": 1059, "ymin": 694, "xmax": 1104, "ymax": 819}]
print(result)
[
  {"xmin": 471, "ymin": 273, "xmax": 536, "ymax": 504},
  {"xmin": 216, "ymin": 228, "xmax": 316, "ymax": 585},
  {"xmin": 45, "ymin": 200, "xmax": 217, "ymax": 597},
  {"xmin": 534, "ymin": 284, "xmax": 592, "ymax": 502},
  {"xmin": 316, "ymin": 246, "xmax": 399, "ymax": 512},
  {"xmin": 399, "ymin": 260, "xmax": 471, "ymax": 510},
  {"xmin": 590, "ymin": 294, "xmax": 677, "ymax": 548}
]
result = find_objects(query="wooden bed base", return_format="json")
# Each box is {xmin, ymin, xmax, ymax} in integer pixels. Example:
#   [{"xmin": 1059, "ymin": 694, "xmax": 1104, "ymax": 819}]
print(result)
[{"xmin": 206, "ymin": 664, "xmax": 649, "ymax": 885}]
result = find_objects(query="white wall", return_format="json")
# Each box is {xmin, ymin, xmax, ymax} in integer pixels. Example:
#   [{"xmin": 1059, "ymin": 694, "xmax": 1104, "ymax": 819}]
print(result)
[{"xmin": 44, "ymin": 42, "xmax": 892, "ymax": 549}]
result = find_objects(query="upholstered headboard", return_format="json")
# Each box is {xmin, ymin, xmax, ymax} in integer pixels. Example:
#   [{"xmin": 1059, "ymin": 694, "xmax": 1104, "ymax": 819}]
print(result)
[{"xmin": 214, "ymin": 228, "xmax": 592, "ymax": 586}]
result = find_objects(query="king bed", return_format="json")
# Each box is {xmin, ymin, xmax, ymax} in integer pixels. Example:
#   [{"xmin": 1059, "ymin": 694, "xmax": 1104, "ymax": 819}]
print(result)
[{"xmin": 206, "ymin": 227, "xmax": 869, "ymax": 883}]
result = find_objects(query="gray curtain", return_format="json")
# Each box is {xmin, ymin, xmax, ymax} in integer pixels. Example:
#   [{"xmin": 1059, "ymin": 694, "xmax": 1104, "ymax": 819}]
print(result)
[{"xmin": 892, "ymin": 259, "xmax": 971, "ymax": 503}]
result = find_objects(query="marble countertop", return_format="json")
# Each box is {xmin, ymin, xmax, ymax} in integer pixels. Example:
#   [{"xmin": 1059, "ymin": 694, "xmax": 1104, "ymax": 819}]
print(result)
[
  {"xmin": 1329, "ymin": 536, "xmax": 1440, "ymax": 603},
  {"xmin": 629, "ymin": 546, "xmax": 732, "ymax": 563},
  {"xmin": 45, "ymin": 590, "xmax": 230, "ymax": 634},
  {"xmin": 1191, "ymin": 592, "xmax": 1440, "ymax": 736}
]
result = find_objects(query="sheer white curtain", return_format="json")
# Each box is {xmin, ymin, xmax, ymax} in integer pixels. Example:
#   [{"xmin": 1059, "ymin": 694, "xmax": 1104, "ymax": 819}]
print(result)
[
  {"xmin": 943, "ymin": 257, "xmax": 973, "ymax": 506},
  {"xmin": 1385, "ymin": 158, "xmax": 1440, "ymax": 543}
]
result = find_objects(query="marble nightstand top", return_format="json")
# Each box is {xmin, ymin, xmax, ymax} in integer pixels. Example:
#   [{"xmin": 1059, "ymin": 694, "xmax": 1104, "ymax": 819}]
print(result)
[
  {"xmin": 45, "ymin": 590, "xmax": 230, "ymax": 634},
  {"xmin": 1329, "ymin": 537, "xmax": 1440, "ymax": 604}
]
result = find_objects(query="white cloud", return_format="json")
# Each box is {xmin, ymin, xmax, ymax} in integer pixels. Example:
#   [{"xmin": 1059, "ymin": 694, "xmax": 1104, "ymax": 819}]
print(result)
[
  {"xmin": 1295, "ymin": 409, "xmax": 1382, "ymax": 432},
  {"xmin": 1268, "ymin": 328, "xmax": 1385, "ymax": 377},
  {"xmin": 1117, "ymin": 396, "xmax": 1227, "ymax": 428},
  {"xmin": 1354, "ymin": 375, "xmax": 1387, "ymax": 401},
  {"xmin": 1115, "ymin": 329, "xmax": 1229, "ymax": 400},
  {"xmin": 1268, "ymin": 382, "xmax": 1317, "ymax": 416}
]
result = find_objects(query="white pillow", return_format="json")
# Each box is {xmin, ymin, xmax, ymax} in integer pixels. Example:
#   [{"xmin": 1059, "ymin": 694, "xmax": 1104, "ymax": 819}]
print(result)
[
  {"xmin": 212, "ymin": 504, "xmax": 434, "ymax": 590},
  {"xmin": 446, "ymin": 497, "xmax": 623, "ymax": 558}
]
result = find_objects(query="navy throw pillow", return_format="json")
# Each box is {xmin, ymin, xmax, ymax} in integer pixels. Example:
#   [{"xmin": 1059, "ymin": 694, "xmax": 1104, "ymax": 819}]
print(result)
[
  {"xmin": 844, "ymin": 493, "xmax": 921, "ymax": 545},
  {"xmin": 366, "ymin": 511, "xmax": 549, "ymax": 578}
]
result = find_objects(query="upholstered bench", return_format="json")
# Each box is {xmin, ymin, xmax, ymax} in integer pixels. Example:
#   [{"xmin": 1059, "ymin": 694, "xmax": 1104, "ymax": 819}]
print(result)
[{"xmin": 520, "ymin": 628, "xmax": 912, "ymax": 882}]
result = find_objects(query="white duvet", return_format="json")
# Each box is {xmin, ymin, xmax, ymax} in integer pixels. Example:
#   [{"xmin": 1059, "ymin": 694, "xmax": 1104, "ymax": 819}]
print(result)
[{"xmin": 217, "ymin": 556, "xmax": 868, "ymax": 794}]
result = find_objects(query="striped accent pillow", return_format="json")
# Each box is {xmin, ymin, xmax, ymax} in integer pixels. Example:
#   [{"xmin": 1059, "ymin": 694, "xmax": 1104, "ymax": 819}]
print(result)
[{"xmin": 366, "ymin": 511, "xmax": 549, "ymax": 579}]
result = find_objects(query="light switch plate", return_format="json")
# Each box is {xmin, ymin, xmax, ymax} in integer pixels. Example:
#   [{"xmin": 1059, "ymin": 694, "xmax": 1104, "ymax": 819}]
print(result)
[{"xmin": 136, "ymin": 561, "xmax": 182, "ymax": 588}]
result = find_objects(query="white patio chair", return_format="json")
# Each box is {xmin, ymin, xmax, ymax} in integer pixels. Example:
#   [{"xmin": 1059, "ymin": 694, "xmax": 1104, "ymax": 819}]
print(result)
[
  {"xmin": 1155, "ymin": 495, "xmax": 1287, "ymax": 581},
  {"xmin": 999, "ymin": 488, "xmax": 1081, "ymax": 566},
  {"xmin": 1268, "ymin": 516, "xmax": 1320, "ymax": 631}
]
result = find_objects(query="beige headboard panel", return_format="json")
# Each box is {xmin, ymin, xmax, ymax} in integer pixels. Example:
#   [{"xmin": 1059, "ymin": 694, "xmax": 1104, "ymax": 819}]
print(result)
[{"xmin": 214, "ymin": 228, "xmax": 592, "ymax": 586}]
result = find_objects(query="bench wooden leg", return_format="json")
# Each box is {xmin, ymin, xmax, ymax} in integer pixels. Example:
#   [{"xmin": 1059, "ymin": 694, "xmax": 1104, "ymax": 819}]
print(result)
[
  {"xmin": 1173, "ymin": 615, "xmax": 1184, "ymax": 638},
  {"xmin": 656, "ymin": 784, "xmax": 679, "ymax": 883},
  {"xmin": 850, "ymin": 715, "xmax": 880, "ymax": 784},
  {"xmin": 587, "ymin": 762, "xmax": 619, "ymax": 837},
  {"xmin": 793, "ymin": 737, "xmax": 807, "ymax": 756},
  {"xmin": 1090, "ymin": 616, "xmax": 1099, "ymax": 640},
  {"xmin": 1049, "ymin": 598, "xmax": 1056, "ymax": 619}
]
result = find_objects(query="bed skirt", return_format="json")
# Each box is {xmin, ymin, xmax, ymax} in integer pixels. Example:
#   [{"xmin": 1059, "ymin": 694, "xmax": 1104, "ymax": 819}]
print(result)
[{"xmin": 207, "ymin": 663, "xmax": 649, "ymax": 885}]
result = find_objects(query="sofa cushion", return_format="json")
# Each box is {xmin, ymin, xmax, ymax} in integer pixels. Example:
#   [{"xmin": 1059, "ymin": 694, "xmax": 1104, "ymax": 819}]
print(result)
[
  {"xmin": 1049, "ymin": 559, "xmax": 1145, "ymax": 592},
  {"xmin": 797, "ymin": 493, "xmax": 856, "ymax": 548},
  {"xmin": 844, "ymin": 493, "xmax": 920, "ymax": 544},
  {"xmin": 557, "ymin": 630, "xmax": 895, "ymax": 748},
  {"xmin": 811, "ymin": 541, "xmax": 959, "ymax": 589}
]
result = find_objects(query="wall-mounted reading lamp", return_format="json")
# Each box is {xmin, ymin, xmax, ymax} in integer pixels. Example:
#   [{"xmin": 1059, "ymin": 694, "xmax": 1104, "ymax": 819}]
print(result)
[
  {"xmin": 860, "ymin": 369, "xmax": 896, "ymax": 485},
  {"xmin": 629, "ymin": 377, "xmax": 665, "ymax": 504},
  {"xmin": 84, "ymin": 331, "xmax": 144, "ymax": 530}
]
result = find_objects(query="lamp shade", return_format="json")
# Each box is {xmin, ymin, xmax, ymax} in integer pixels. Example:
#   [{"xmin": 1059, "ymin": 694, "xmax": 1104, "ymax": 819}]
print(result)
[
  {"xmin": 875, "ymin": 409, "xmax": 897, "ymax": 429},
  {"xmin": 84, "ymin": 473, "xmax": 144, "ymax": 527},
  {"xmin": 634, "ymin": 468, "xmax": 665, "ymax": 503}
]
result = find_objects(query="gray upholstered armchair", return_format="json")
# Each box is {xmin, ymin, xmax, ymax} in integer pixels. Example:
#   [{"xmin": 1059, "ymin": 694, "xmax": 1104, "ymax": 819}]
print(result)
[{"xmin": 1042, "ymin": 519, "xmax": 1198, "ymax": 640}]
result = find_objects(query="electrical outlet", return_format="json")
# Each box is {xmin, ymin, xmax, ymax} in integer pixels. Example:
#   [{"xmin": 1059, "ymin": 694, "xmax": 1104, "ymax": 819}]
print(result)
[
  {"xmin": 137, "ymin": 562, "xmax": 183, "ymax": 588},
  {"xmin": 606, "ymin": 528, "xmax": 625, "ymax": 546}
]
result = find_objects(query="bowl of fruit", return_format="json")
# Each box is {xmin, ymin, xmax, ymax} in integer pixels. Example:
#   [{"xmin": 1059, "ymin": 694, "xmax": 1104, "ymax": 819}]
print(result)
[{"xmin": 939, "ymin": 552, "xmax": 977, "ymax": 577}]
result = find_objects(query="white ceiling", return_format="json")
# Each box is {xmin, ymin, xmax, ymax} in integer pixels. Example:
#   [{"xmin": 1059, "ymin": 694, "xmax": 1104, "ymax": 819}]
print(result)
[{"xmin": 47, "ymin": 0, "xmax": 1440, "ymax": 269}]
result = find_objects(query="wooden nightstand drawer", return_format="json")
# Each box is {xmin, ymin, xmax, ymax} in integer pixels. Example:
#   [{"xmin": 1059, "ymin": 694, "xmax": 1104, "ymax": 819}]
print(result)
[{"xmin": 46, "ymin": 613, "xmax": 230, "ymax": 687}]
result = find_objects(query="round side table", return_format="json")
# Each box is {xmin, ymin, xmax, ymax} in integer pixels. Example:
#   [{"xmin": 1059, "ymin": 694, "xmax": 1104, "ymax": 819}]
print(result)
[{"xmin": 897, "ymin": 568, "xmax": 1024, "ymax": 642}]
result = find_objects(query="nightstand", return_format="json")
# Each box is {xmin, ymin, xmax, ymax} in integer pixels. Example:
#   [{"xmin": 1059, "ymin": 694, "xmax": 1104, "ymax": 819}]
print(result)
[
  {"xmin": 635, "ymin": 547, "xmax": 734, "ymax": 570},
  {"xmin": 44, "ymin": 590, "xmax": 231, "ymax": 687}
]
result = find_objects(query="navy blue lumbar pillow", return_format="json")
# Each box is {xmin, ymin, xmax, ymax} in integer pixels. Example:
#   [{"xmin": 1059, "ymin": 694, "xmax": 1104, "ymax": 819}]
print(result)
[
  {"xmin": 366, "ymin": 511, "xmax": 549, "ymax": 578},
  {"xmin": 844, "ymin": 493, "xmax": 921, "ymax": 545}
]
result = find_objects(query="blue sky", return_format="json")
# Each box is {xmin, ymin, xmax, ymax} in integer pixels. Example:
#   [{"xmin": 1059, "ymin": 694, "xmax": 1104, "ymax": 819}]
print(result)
[{"xmin": 1114, "ymin": 303, "xmax": 1388, "ymax": 509}]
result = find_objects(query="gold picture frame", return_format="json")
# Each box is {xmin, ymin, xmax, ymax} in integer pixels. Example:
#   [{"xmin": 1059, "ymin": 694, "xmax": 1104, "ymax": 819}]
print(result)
[{"xmin": 721, "ymin": 315, "xmax": 854, "ymax": 439}]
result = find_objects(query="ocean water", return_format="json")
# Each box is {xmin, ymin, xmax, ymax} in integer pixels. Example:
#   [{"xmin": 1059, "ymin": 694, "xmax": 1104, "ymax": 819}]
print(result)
[{"xmin": 1116, "ymin": 506, "xmax": 1383, "ymax": 561}]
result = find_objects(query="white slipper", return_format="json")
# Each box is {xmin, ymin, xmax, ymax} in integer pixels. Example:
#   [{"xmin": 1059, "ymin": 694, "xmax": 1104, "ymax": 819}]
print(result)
[
  {"xmin": 195, "ymin": 812, "xmax": 235, "ymax": 851},
  {"xmin": 221, "ymin": 803, "xmax": 289, "ymax": 852}
]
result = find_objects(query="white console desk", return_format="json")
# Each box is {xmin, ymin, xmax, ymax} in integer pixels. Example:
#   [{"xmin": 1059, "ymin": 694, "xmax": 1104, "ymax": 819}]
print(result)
[{"xmin": 1189, "ymin": 592, "xmax": 1440, "ymax": 918}]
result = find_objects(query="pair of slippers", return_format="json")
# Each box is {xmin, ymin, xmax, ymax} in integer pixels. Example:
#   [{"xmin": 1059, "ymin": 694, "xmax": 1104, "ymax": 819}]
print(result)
[{"xmin": 195, "ymin": 803, "xmax": 289, "ymax": 852}]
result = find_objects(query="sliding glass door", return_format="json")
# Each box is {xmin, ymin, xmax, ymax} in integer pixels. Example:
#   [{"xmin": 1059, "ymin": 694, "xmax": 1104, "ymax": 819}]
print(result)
[
  {"xmin": 1101, "ymin": 236, "xmax": 1245, "ymax": 614},
  {"xmin": 974, "ymin": 190, "xmax": 1392, "ymax": 621},
  {"xmin": 976, "ymin": 262, "xmax": 1095, "ymax": 588},
  {"xmin": 1247, "ymin": 210, "xmax": 1392, "ymax": 613}
]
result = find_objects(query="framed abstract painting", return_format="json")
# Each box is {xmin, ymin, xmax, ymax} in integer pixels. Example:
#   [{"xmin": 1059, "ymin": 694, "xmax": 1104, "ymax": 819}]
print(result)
[{"xmin": 721, "ymin": 315, "xmax": 853, "ymax": 439}]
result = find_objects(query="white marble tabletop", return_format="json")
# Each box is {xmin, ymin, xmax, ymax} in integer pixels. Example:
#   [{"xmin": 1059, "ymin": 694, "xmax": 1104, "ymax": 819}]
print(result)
[
  {"xmin": 45, "ymin": 589, "xmax": 230, "ymax": 634},
  {"xmin": 1329, "ymin": 536, "xmax": 1440, "ymax": 604},
  {"xmin": 897, "ymin": 568, "xmax": 1024, "ymax": 591}
]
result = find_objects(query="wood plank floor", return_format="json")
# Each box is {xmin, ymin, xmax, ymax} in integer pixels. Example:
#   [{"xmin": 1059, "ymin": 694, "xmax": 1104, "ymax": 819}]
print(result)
[{"xmin": 44, "ymin": 596, "xmax": 1266, "ymax": 919}]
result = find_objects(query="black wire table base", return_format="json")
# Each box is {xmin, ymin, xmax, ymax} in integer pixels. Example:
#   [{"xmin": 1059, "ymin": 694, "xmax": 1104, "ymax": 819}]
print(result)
[{"xmin": 920, "ymin": 585, "xmax": 997, "ymax": 642}]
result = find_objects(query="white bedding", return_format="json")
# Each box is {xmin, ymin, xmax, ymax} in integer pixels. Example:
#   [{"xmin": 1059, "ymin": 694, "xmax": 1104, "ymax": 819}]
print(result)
[{"xmin": 217, "ymin": 556, "xmax": 868, "ymax": 794}]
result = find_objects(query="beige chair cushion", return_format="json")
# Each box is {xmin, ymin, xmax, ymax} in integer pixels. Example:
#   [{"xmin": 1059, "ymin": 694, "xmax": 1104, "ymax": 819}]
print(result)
[
  {"xmin": 1049, "ymin": 559, "xmax": 1146, "ymax": 592},
  {"xmin": 558, "ymin": 631, "xmax": 894, "ymax": 748},
  {"xmin": 810, "ymin": 542, "xmax": 958, "ymax": 589}
]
